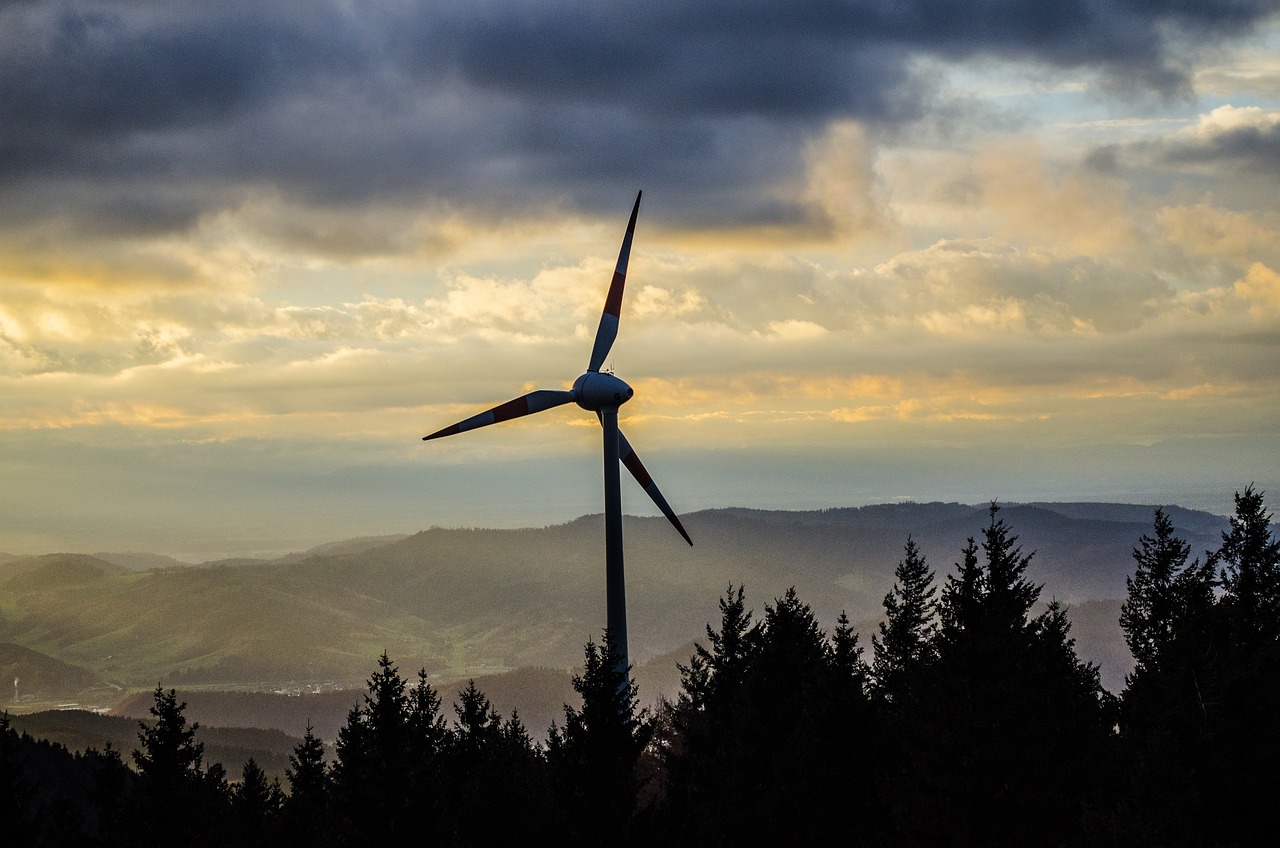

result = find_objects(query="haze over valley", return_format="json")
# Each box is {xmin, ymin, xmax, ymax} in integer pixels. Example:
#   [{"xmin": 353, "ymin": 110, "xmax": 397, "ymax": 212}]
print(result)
[{"xmin": 3, "ymin": 500, "xmax": 1237, "ymax": 742}]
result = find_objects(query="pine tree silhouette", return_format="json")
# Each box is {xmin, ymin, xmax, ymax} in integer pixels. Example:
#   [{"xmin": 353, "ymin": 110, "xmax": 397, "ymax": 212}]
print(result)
[
  {"xmin": 1206, "ymin": 487, "xmax": 1280, "ymax": 845},
  {"xmin": 130, "ymin": 686, "xmax": 228, "ymax": 847},
  {"xmin": 874, "ymin": 536, "xmax": 937, "ymax": 701},
  {"xmin": 899, "ymin": 505, "xmax": 1114, "ymax": 847},
  {"xmin": 0, "ymin": 713, "xmax": 36, "ymax": 843},
  {"xmin": 1121, "ymin": 507, "xmax": 1214, "ymax": 675},
  {"xmin": 332, "ymin": 653, "xmax": 442, "ymax": 844},
  {"xmin": 230, "ymin": 757, "xmax": 283, "ymax": 846},
  {"xmin": 283, "ymin": 722, "xmax": 332, "ymax": 846},
  {"xmin": 1218, "ymin": 484, "xmax": 1280, "ymax": 644},
  {"xmin": 445, "ymin": 681, "xmax": 549, "ymax": 846},
  {"xmin": 547, "ymin": 633, "xmax": 648, "ymax": 845}
]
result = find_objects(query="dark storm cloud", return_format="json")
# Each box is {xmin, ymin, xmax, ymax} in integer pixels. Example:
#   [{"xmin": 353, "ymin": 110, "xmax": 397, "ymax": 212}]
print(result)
[
  {"xmin": 419, "ymin": 5, "xmax": 914, "ymax": 121},
  {"xmin": 1161, "ymin": 123, "xmax": 1280, "ymax": 172},
  {"xmin": 0, "ymin": 3, "xmax": 372, "ymax": 176},
  {"xmin": 1, "ymin": 0, "xmax": 1275, "ymax": 239},
  {"xmin": 417, "ymin": 0, "xmax": 1279, "ymax": 109}
]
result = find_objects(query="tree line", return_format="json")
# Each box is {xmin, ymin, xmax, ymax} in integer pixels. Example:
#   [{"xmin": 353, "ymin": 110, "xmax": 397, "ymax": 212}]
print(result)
[{"xmin": 3, "ymin": 487, "xmax": 1278, "ymax": 846}]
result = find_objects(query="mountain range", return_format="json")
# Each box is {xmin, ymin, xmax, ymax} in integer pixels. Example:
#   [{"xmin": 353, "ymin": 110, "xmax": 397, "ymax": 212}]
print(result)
[{"xmin": 3, "ymin": 501, "xmax": 1232, "ymax": 712}]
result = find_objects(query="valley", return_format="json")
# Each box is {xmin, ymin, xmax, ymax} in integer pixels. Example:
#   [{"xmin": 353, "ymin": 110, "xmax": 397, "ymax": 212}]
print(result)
[{"xmin": 3, "ymin": 500, "xmax": 1232, "ymax": 754}]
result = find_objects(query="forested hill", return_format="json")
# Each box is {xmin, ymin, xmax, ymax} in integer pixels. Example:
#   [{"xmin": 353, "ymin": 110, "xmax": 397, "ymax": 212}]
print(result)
[
  {"xmin": 1, "ymin": 502, "xmax": 1229, "ymax": 694},
  {"xmin": 8, "ymin": 493, "xmax": 1276, "ymax": 848}
]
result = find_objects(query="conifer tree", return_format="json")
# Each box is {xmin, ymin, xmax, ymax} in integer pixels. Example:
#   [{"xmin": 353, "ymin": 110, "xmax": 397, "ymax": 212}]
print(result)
[
  {"xmin": 547, "ymin": 633, "xmax": 648, "ymax": 843},
  {"xmin": 130, "ymin": 686, "xmax": 227, "ymax": 847},
  {"xmin": 408, "ymin": 667, "xmax": 448, "ymax": 756},
  {"xmin": 1203, "ymin": 486, "xmax": 1280, "ymax": 844},
  {"xmin": 1112, "ymin": 505, "xmax": 1231, "ymax": 845},
  {"xmin": 444, "ymin": 678, "xmax": 503, "ymax": 842},
  {"xmin": 832, "ymin": 610, "xmax": 870, "ymax": 692},
  {"xmin": 752, "ymin": 589, "xmax": 878, "ymax": 842},
  {"xmin": 453, "ymin": 679, "xmax": 502, "ymax": 754},
  {"xmin": 659, "ymin": 585, "xmax": 758, "ymax": 837},
  {"xmin": 86, "ymin": 742, "xmax": 134, "ymax": 844},
  {"xmin": 901, "ymin": 506, "xmax": 1113, "ymax": 847},
  {"xmin": 874, "ymin": 538, "xmax": 938, "ymax": 843},
  {"xmin": 874, "ymin": 536, "xmax": 937, "ymax": 701},
  {"xmin": 331, "ymin": 653, "xmax": 437, "ymax": 844},
  {"xmin": 939, "ymin": 536, "xmax": 982, "ymax": 638},
  {"xmin": 283, "ymin": 722, "xmax": 331, "ymax": 846},
  {"xmin": 405, "ymin": 666, "xmax": 448, "ymax": 829},
  {"xmin": 0, "ymin": 713, "xmax": 35, "ymax": 843},
  {"xmin": 978, "ymin": 504, "xmax": 1040, "ymax": 633},
  {"xmin": 133, "ymin": 687, "xmax": 205, "ymax": 786},
  {"xmin": 500, "ymin": 710, "xmax": 535, "ymax": 756},
  {"xmin": 1218, "ymin": 484, "xmax": 1280, "ymax": 644},
  {"xmin": 1121, "ymin": 507, "xmax": 1214, "ymax": 674},
  {"xmin": 661, "ymin": 586, "xmax": 883, "ymax": 842},
  {"xmin": 445, "ymin": 682, "xmax": 549, "ymax": 846},
  {"xmin": 678, "ymin": 583, "xmax": 757, "ymax": 710},
  {"xmin": 230, "ymin": 757, "xmax": 283, "ymax": 846}
]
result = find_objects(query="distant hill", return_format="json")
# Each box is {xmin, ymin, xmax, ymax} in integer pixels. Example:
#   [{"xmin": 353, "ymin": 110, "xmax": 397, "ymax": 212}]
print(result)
[
  {"xmin": 188, "ymin": 534, "xmax": 413, "ymax": 569},
  {"xmin": 1, "ymin": 553, "xmax": 130, "ymax": 589},
  {"xmin": 111, "ymin": 688, "xmax": 365, "ymax": 742},
  {"xmin": 104, "ymin": 648, "xmax": 687, "ymax": 744},
  {"xmin": 2, "ymin": 643, "xmax": 107, "ymax": 702},
  {"xmin": 271, "ymin": 534, "xmax": 411, "ymax": 564},
  {"xmin": 1023, "ymin": 502, "xmax": 1230, "ymax": 535},
  {"xmin": 0, "ymin": 503, "xmax": 1231, "ymax": 697},
  {"xmin": 194, "ymin": 557, "xmax": 275, "ymax": 568},
  {"xmin": 92, "ymin": 551, "xmax": 195, "ymax": 571},
  {"xmin": 10, "ymin": 709, "xmax": 302, "ymax": 780},
  {"xmin": 34, "ymin": 537, "xmax": 415, "ymax": 573}
]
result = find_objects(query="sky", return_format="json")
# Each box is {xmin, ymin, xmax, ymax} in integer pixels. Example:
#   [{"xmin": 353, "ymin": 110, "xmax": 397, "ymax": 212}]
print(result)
[{"xmin": 3, "ymin": 1, "xmax": 1280, "ymax": 559}]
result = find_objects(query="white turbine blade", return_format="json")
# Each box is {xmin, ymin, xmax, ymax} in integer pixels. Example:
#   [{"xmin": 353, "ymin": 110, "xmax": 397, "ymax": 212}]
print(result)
[
  {"xmin": 587, "ymin": 190, "xmax": 641, "ymax": 373},
  {"xmin": 423, "ymin": 389, "xmax": 575, "ymax": 440}
]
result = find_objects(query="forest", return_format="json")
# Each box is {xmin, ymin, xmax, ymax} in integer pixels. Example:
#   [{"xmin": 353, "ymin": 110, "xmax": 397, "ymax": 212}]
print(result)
[{"xmin": 3, "ymin": 487, "xmax": 1278, "ymax": 847}]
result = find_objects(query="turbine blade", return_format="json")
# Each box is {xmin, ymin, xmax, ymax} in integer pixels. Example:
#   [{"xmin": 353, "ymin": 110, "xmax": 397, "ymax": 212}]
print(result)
[
  {"xmin": 587, "ymin": 190, "xmax": 642, "ymax": 373},
  {"xmin": 423, "ymin": 389, "xmax": 575, "ymax": 440},
  {"xmin": 614, "ymin": 424, "xmax": 692, "ymax": 546}
]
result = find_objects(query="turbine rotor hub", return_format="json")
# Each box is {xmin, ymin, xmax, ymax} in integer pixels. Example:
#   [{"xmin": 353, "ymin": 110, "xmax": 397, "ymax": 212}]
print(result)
[{"xmin": 573, "ymin": 371, "xmax": 633, "ymax": 411}]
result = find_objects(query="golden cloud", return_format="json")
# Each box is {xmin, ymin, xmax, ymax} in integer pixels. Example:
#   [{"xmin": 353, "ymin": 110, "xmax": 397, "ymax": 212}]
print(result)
[
  {"xmin": 1156, "ymin": 203, "xmax": 1280, "ymax": 263},
  {"xmin": 879, "ymin": 138, "xmax": 1138, "ymax": 258},
  {"xmin": 801, "ymin": 120, "xmax": 889, "ymax": 239},
  {"xmin": 1233, "ymin": 262, "xmax": 1280, "ymax": 319}
]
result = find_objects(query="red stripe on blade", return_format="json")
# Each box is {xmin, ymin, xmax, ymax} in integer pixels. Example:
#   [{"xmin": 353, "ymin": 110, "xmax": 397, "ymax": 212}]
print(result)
[
  {"xmin": 621, "ymin": 449, "xmax": 654, "ymax": 488},
  {"xmin": 602, "ymin": 272, "xmax": 625, "ymax": 317}
]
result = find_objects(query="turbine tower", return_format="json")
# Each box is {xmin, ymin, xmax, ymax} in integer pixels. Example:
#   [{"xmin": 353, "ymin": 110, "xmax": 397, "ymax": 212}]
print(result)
[{"xmin": 423, "ymin": 190, "xmax": 691, "ymax": 678}]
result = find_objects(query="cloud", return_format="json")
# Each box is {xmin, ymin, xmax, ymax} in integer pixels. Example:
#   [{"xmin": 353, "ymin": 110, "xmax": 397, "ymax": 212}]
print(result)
[
  {"xmin": 8, "ymin": 223, "xmax": 1267, "ymax": 446},
  {"xmin": 1144, "ymin": 105, "xmax": 1280, "ymax": 178},
  {"xmin": 865, "ymin": 238, "xmax": 1170, "ymax": 334},
  {"xmin": 3, "ymin": 0, "xmax": 1276, "ymax": 250},
  {"xmin": 1156, "ymin": 203, "xmax": 1280, "ymax": 263},
  {"xmin": 1197, "ymin": 55, "xmax": 1280, "ymax": 99},
  {"xmin": 2, "ymin": 2, "xmax": 1279, "ymax": 552},
  {"xmin": 1232, "ymin": 262, "xmax": 1280, "ymax": 319},
  {"xmin": 630, "ymin": 285, "xmax": 708, "ymax": 320},
  {"xmin": 800, "ymin": 121, "xmax": 889, "ymax": 239}
]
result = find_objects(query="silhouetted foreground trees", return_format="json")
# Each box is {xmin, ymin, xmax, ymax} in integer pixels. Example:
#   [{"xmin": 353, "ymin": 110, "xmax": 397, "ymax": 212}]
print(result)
[{"xmin": 4, "ymin": 489, "xmax": 1279, "ymax": 846}]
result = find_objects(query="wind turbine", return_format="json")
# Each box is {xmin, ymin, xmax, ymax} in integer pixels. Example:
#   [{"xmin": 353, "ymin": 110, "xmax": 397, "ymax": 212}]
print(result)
[{"xmin": 423, "ymin": 190, "xmax": 691, "ymax": 679}]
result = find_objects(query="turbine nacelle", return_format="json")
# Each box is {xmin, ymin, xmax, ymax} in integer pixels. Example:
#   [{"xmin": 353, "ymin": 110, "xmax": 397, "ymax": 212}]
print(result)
[{"xmin": 573, "ymin": 371, "xmax": 633, "ymax": 411}]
